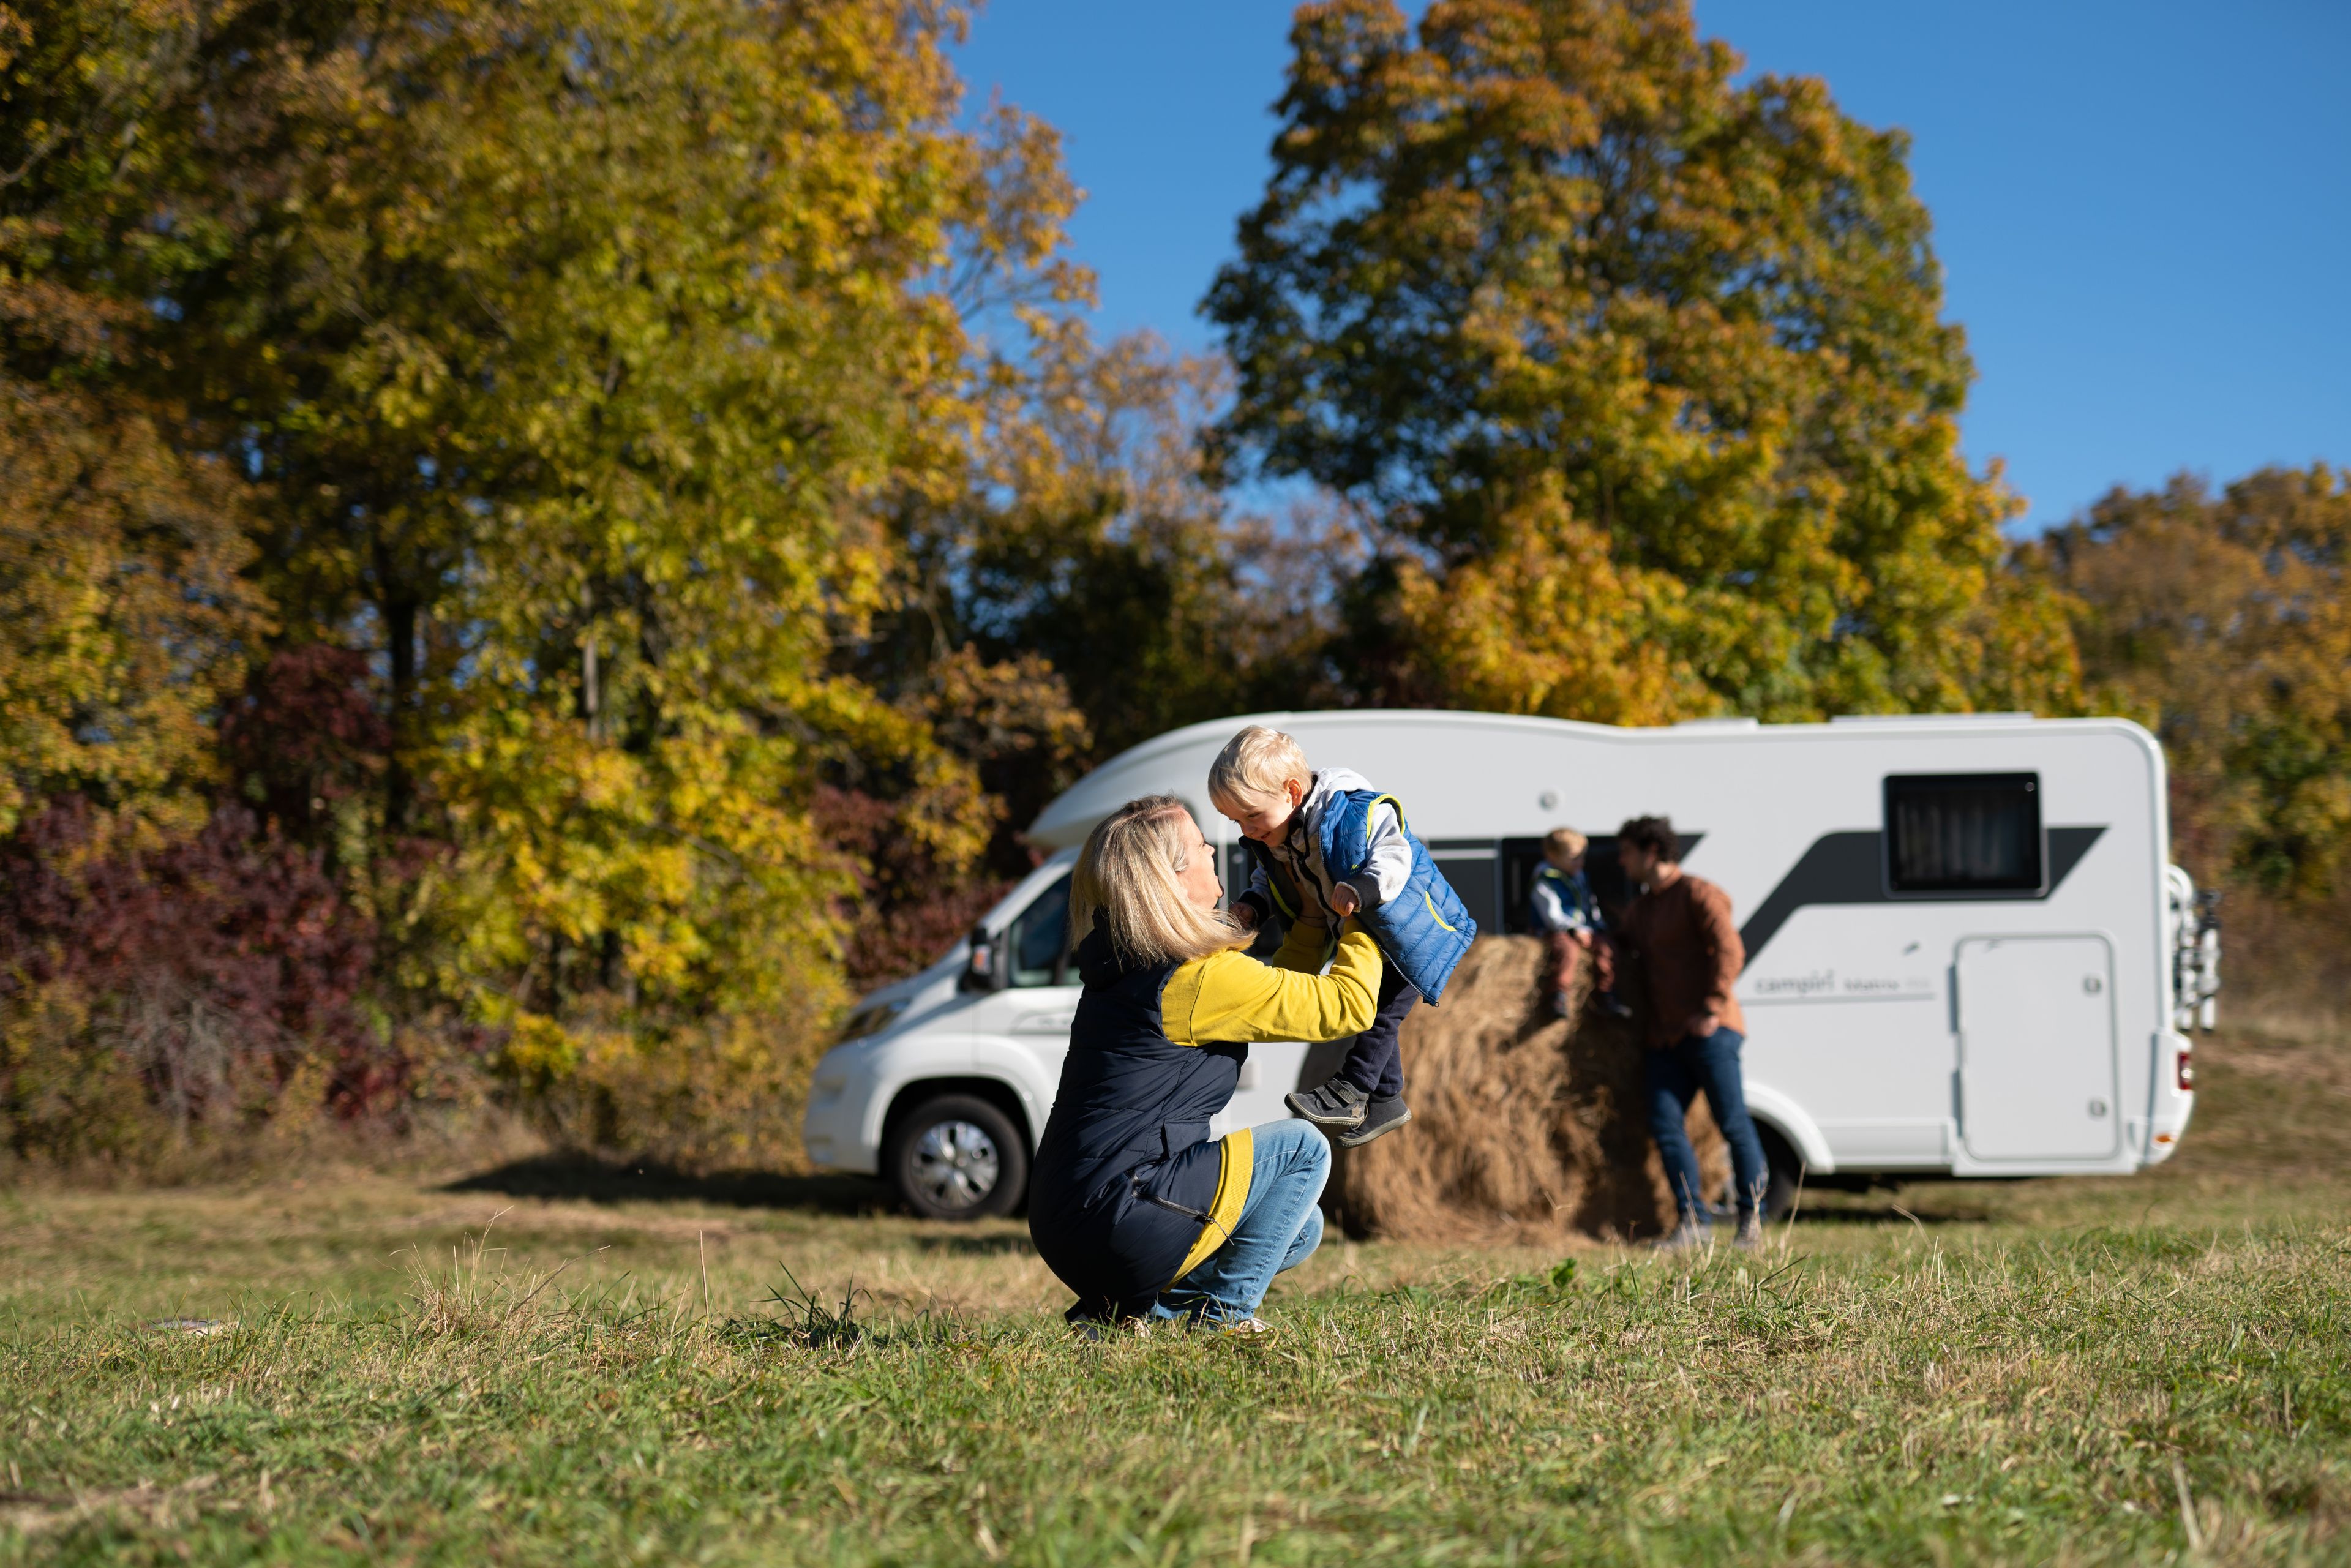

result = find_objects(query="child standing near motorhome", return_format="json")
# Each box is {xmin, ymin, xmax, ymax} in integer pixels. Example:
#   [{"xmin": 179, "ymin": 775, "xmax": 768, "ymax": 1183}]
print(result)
[
  {"xmin": 1208, "ymin": 726, "xmax": 1477, "ymax": 1147},
  {"xmin": 1531, "ymin": 828, "xmax": 1632, "ymax": 1021}
]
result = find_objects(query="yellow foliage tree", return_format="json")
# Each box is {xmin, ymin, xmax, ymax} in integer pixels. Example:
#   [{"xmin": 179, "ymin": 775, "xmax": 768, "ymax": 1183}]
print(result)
[
  {"xmin": 0, "ymin": 3, "xmax": 268, "ymax": 844},
  {"xmin": 0, "ymin": 384, "xmax": 261, "ymax": 844},
  {"xmin": 2033, "ymin": 467, "xmax": 2351, "ymax": 902},
  {"xmin": 214, "ymin": 0, "xmax": 1087, "ymax": 1157},
  {"xmin": 6, "ymin": 0, "xmax": 1093, "ymax": 1161}
]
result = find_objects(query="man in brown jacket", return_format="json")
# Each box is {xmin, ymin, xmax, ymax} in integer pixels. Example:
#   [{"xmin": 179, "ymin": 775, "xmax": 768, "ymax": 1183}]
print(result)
[{"xmin": 1615, "ymin": 814, "xmax": 1769, "ymax": 1249}]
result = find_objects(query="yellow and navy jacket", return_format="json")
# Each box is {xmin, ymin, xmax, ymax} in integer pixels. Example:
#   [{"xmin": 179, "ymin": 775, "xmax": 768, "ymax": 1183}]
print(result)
[{"xmin": 1027, "ymin": 919, "xmax": 1381, "ymax": 1318}]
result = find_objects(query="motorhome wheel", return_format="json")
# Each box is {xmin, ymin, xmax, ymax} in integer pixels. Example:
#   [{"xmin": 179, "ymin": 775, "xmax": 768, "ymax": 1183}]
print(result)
[
  {"xmin": 1757, "ymin": 1125, "xmax": 1805, "ymax": 1220},
  {"xmin": 885, "ymin": 1093, "xmax": 1028, "ymax": 1220}
]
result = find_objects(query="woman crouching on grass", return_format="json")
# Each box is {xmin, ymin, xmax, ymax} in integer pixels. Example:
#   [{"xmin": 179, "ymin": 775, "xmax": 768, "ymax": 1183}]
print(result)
[{"xmin": 1029, "ymin": 794, "xmax": 1382, "ymax": 1335}]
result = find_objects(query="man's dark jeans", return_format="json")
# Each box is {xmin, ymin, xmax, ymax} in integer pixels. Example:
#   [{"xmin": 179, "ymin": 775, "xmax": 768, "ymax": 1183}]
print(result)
[
  {"xmin": 1338, "ymin": 962, "xmax": 1414, "ymax": 1099},
  {"xmin": 1644, "ymin": 1026, "xmax": 1769, "ymax": 1222}
]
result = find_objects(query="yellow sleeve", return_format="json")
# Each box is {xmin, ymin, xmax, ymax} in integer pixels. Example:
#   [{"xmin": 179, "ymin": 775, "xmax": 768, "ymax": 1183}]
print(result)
[
  {"xmin": 1267, "ymin": 910, "xmax": 1332, "ymax": 975},
  {"xmin": 1161, "ymin": 925, "xmax": 1382, "ymax": 1046}
]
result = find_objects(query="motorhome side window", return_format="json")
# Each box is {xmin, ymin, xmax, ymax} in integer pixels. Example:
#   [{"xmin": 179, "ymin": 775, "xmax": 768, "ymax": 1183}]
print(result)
[
  {"xmin": 1883, "ymin": 773, "xmax": 2046, "ymax": 895},
  {"xmin": 1008, "ymin": 874, "xmax": 1072, "ymax": 986}
]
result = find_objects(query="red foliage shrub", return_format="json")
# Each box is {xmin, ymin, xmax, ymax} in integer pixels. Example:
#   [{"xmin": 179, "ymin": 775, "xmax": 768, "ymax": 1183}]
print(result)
[
  {"xmin": 217, "ymin": 644, "xmax": 389, "ymax": 847},
  {"xmin": 0, "ymin": 798, "xmax": 386, "ymax": 1149},
  {"xmin": 815, "ymin": 785, "xmax": 1014, "ymax": 991}
]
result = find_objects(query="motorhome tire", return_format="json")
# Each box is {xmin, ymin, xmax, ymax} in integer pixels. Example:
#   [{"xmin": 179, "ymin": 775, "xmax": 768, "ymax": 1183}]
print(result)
[
  {"xmin": 1757, "ymin": 1124, "xmax": 1804, "ymax": 1220},
  {"xmin": 886, "ymin": 1093, "xmax": 1027, "ymax": 1221}
]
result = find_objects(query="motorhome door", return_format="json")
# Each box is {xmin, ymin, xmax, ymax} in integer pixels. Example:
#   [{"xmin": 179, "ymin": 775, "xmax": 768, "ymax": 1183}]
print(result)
[{"xmin": 1955, "ymin": 935, "xmax": 2121, "ymax": 1161}]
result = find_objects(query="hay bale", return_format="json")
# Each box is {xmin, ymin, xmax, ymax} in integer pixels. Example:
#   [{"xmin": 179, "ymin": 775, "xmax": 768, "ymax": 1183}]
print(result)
[{"xmin": 1322, "ymin": 935, "xmax": 1728, "ymax": 1242}]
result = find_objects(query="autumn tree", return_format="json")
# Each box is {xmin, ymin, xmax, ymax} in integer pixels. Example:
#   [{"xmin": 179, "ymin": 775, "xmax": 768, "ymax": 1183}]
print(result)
[
  {"xmin": 895, "ymin": 320, "xmax": 1349, "ymax": 767},
  {"xmin": 2033, "ymin": 467, "xmax": 2351, "ymax": 904},
  {"xmin": 0, "ymin": 1, "xmax": 395, "ymax": 1155},
  {"xmin": 2, "ymin": 0, "xmax": 1098, "ymax": 1161},
  {"xmin": 0, "ymin": 0, "xmax": 270, "ymax": 841},
  {"xmin": 200, "ymin": 0, "xmax": 1089, "ymax": 1157},
  {"xmin": 0, "ymin": 387, "xmax": 261, "ymax": 841},
  {"xmin": 1207, "ymin": 0, "xmax": 2079, "ymax": 722}
]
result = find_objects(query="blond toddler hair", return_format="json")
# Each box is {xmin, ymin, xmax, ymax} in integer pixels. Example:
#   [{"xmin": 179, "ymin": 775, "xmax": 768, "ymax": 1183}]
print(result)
[
  {"xmin": 1543, "ymin": 827, "xmax": 1588, "ymax": 863},
  {"xmin": 1207, "ymin": 725, "xmax": 1311, "ymax": 813}
]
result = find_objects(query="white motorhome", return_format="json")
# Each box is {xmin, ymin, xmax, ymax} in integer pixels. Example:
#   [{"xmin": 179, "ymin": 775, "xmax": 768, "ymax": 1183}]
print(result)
[{"xmin": 802, "ymin": 710, "xmax": 2219, "ymax": 1220}]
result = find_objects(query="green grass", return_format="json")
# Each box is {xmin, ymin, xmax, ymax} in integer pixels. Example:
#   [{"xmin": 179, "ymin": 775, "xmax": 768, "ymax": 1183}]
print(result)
[{"xmin": 4, "ymin": 1024, "xmax": 2349, "ymax": 1565}]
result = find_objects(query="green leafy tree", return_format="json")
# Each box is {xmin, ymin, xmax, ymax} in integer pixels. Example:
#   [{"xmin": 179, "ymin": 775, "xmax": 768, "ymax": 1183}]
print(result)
[{"xmin": 1207, "ymin": 0, "xmax": 2078, "ymax": 722}]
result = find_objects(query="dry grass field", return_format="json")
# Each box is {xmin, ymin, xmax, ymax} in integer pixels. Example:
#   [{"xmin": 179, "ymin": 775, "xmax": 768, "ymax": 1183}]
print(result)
[{"xmin": 2, "ymin": 1019, "xmax": 2347, "ymax": 1565}]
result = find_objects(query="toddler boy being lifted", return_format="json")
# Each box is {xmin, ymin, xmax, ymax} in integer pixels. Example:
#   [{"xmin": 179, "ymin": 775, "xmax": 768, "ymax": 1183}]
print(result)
[{"xmin": 1209, "ymin": 726, "xmax": 1477, "ymax": 1147}]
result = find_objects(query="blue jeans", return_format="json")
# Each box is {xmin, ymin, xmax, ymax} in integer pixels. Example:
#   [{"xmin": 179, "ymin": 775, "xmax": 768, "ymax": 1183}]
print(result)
[
  {"xmin": 1644, "ymin": 1027, "xmax": 1769, "ymax": 1223},
  {"xmin": 1151, "ymin": 1120, "xmax": 1330, "ymax": 1323}
]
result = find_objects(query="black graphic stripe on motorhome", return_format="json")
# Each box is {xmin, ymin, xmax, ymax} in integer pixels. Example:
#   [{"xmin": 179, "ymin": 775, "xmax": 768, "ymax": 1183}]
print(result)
[{"xmin": 1737, "ymin": 826, "xmax": 2107, "ymax": 966}]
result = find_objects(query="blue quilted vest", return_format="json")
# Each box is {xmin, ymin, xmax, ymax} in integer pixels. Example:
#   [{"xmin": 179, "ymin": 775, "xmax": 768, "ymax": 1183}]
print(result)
[
  {"xmin": 1530, "ymin": 864, "xmax": 1599, "ymax": 929},
  {"xmin": 1251, "ymin": 790, "xmax": 1476, "ymax": 1005}
]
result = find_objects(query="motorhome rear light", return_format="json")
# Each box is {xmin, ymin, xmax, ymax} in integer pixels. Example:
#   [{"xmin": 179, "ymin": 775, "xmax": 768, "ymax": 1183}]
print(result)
[
  {"xmin": 2154, "ymin": 1132, "xmax": 2175, "ymax": 1145},
  {"xmin": 2177, "ymin": 1049, "xmax": 2194, "ymax": 1092}
]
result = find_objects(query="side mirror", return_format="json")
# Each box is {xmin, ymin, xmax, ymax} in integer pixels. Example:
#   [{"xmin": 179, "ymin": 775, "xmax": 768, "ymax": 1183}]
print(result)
[{"xmin": 959, "ymin": 925, "xmax": 1007, "ymax": 993}]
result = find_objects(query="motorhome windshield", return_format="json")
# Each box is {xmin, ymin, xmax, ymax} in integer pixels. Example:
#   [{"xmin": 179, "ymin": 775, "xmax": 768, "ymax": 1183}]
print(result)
[{"xmin": 1008, "ymin": 874, "xmax": 1073, "ymax": 986}]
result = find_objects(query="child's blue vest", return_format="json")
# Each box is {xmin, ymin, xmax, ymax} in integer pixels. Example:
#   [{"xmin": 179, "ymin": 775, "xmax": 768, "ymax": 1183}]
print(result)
[
  {"xmin": 1250, "ymin": 790, "xmax": 1476, "ymax": 1005},
  {"xmin": 1531, "ymin": 863, "xmax": 1600, "ymax": 929}
]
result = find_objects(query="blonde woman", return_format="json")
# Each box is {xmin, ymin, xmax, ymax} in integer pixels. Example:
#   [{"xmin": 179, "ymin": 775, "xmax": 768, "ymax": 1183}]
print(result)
[{"xmin": 1029, "ymin": 795, "xmax": 1382, "ymax": 1332}]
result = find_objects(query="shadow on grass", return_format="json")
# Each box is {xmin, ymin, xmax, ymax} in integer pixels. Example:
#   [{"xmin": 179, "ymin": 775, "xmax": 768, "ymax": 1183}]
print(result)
[
  {"xmin": 445, "ymin": 1153, "xmax": 888, "ymax": 1215},
  {"xmin": 1784, "ymin": 1201, "xmax": 1997, "ymax": 1228},
  {"xmin": 910, "ymin": 1232, "xmax": 1037, "ymax": 1256}
]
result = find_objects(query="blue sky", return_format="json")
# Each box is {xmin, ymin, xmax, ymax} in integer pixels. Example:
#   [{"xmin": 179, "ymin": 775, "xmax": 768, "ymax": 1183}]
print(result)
[{"xmin": 952, "ymin": 1, "xmax": 2350, "ymax": 531}]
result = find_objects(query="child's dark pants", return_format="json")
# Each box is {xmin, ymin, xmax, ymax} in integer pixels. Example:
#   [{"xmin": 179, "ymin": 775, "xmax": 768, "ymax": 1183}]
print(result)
[{"xmin": 1338, "ymin": 963, "xmax": 1415, "ymax": 1099}]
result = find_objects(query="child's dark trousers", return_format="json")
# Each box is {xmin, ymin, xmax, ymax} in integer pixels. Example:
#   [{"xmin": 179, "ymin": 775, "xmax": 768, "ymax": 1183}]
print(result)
[{"xmin": 1338, "ymin": 963, "xmax": 1415, "ymax": 1099}]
